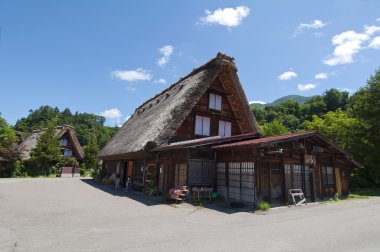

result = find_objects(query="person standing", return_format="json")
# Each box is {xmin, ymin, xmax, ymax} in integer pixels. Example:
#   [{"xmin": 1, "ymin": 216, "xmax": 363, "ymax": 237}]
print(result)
[
  {"xmin": 115, "ymin": 175, "xmax": 121, "ymax": 190},
  {"xmin": 126, "ymin": 177, "xmax": 131, "ymax": 192}
]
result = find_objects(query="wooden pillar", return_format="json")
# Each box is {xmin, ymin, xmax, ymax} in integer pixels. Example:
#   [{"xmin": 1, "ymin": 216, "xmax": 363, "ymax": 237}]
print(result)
[
  {"xmin": 213, "ymin": 151, "xmax": 217, "ymax": 191},
  {"xmin": 226, "ymin": 150, "xmax": 230, "ymax": 202},
  {"xmin": 318, "ymin": 153, "xmax": 324, "ymax": 199},
  {"xmin": 331, "ymin": 153, "xmax": 337, "ymax": 195},
  {"xmin": 281, "ymin": 150, "xmax": 287, "ymax": 204},
  {"xmin": 268, "ymin": 162, "xmax": 272, "ymax": 204},
  {"xmin": 155, "ymin": 152, "xmax": 160, "ymax": 189},
  {"xmin": 186, "ymin": 149, "xmax": 190, "ymax": 186},
  {"xmin": 239, "ymin": 160, "xmax": 243, "ymax": 202},
  {"xmin": 301, "ymin": 143, "xmax": 306, "ymax": 196}
]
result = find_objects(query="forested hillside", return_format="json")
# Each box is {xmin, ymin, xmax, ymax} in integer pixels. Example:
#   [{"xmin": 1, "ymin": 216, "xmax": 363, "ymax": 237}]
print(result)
[
  {"xmin": 14, "ymin": 106, "xmax": 117, "ymax": 149},
  {"xmin": 252, "ymin": 68, "xmax": 380, "ymax": 187}
]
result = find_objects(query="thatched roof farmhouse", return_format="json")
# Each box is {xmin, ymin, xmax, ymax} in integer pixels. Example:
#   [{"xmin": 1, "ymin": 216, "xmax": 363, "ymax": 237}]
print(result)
[
  {"xmin": 98, "ymin": 53, "xmax": 360, "ymax": 207},
  {"xmin": 19, "ymin": 125, "xmax": 84, "ymax": 161}
]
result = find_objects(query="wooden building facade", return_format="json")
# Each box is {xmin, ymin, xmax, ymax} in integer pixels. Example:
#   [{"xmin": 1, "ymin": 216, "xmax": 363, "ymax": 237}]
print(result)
[{"xmin": 98, "ymin": 53, "xmax": 360, "ymax": 206}]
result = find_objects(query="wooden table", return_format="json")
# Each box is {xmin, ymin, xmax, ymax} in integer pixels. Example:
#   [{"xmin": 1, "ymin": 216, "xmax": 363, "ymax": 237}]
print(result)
[{"xmin": 192, "ymin": 187, "xmax": 212, "ymax": 201}]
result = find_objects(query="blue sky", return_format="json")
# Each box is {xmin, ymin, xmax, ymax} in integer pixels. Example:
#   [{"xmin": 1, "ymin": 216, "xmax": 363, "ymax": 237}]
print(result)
[{"xmin": 1, "ymin": 1, "xmax": 380, "ymax": 126}]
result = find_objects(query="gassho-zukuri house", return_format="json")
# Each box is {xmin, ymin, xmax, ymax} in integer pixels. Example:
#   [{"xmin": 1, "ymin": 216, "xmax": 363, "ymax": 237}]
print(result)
[
  {"xmin": 19, "ymin": 125, "xmax": 84, "ymax": 177},
  {"xmin": 98, "ymin": 53, "xmax": 361, "ymax": 206}
]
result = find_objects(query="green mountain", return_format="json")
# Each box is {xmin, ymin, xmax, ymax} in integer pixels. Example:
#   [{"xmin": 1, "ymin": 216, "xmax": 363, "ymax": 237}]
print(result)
[
  {"xmin": 250, "ymin": 95, "xmax": 315, "ymax": 109},
  {"xmin": 271, "ymin": 95, "xmax": 315, "ymax": 105}
]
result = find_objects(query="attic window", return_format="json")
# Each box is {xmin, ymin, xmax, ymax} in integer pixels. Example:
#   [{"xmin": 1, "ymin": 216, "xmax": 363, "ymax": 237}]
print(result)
[
  {"xmin": 195, "ymin": 115, "xmax": 210, "ymax": 136},
  {"xmin": 209, "ymin": 93, "xmax": 222, "ymax": 111},
  {"xmin": 60, "ymin": 138, "xmax": 68, "ymax": 147}
]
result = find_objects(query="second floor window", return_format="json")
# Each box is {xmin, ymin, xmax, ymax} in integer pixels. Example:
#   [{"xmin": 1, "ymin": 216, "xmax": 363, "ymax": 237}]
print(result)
[
  {"xmin": 209, "ymin": 93, "xmax": 222, "ymax": 110},
  {"xmin": 218, "ymin": 120, "xmax": 232, "ymax": 137},
  {"xmin": 195, "ymin": 115, "xmax": 210, "ymax": 136},
  {"xmin": 63, "ymin": 149, "xmax": 73, "ymax": 157},
  {"xmin": 60, "ymin": 138, "xmax": 68, "ymax": 147}
]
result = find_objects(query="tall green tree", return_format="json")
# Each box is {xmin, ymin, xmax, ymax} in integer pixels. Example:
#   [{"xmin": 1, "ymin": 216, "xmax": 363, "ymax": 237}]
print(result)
[
  {"xmin": 302, "ymin": 109, "xmax": 360, "ymax": 151},
  {"xmin": 82, "ymin": 136, "xmax": 101, "ymax": 176},
  {"xmin": 351, "ymin": 68, "xmax": 380, "ymax": 185},
  {"xmin": 0, "ymin": 115, "xmax": 19, "ymax": 159},
  {"xmin": 0, "ymin": 115, "xmax": 21, "ymax": 177},
  {"xmin": 260, "ymin": 120, "xmax": 290, "ymax": 137},
  {"xmin": 30, "ymin": 122, "xmax": 62, "ymax": 175}
]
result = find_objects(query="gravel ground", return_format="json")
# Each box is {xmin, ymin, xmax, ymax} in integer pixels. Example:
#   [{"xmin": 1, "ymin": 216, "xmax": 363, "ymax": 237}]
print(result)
[{"xmin": 1, "ymin": 178, "xmax": 380, "ymax": 252}]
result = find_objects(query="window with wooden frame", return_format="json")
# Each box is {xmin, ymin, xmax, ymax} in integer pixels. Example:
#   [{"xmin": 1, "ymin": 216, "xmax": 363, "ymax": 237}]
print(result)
[
  {"xmin": 322, "ymin": 166, "xmax": 335, "ymax": 186},
  {"xmin": 60, "ymin": 138, "xmax": 68, "ymax": 147},
  {"xmin": 209, "ymin": 93, "xmax": 222, "ymax": 111},
  {"xmin": 218, "ymin": 120, "xmax": 232, "ymax": 137},
  {"xmin": 195, "ymin": 115, "xmax": 210, "ymax": 136},
  {"xmin": 63, "ymin": 149, "xmax": 73, "ymax": 157}
]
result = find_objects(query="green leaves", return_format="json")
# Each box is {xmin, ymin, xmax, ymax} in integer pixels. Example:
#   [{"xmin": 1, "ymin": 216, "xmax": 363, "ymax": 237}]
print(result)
[
  {"xmin": 30, "ymin": 122, "xmax": 62, "ymax": 175},
  {"xmin": 0, "ymin": 115, "xmax": 19, "ymax": 160}
]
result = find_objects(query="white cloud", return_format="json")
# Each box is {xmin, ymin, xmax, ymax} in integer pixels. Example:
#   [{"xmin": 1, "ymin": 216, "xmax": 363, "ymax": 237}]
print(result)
[
  {"xmin": 365, "ymin": 25, "xmax": 380, "ymax": 35},
  {"xmin": 99, "ymin": 108, "xmax": 124, "ymax": 126},
  {"xmin": 249, "ymin": 100, "xmax": 267, "ymax": 105},
  {"xmin": 199, "ymin": 6, "xmax": 250, "ymax": 28},
  {"xmin": 111, "ymin": 68, "xmax": 152, "ymax": 82},
  {"xmin": 323, "ymin": 25, "xmax": 380, "ymax": 66},
  {"xmin": 99, "ymin": 108, "xmax": 122, "ymax": 119},
  {"xmin": 369, "ymin": 36, "xmax": 380, "ymax": 49},
  {"xmin": 157, "ymin": 45, "xmax": 174, "ymax": 67},
  {"xmin": 323, "ymin": 30, "xmax": 370, "ymax": 66},
  {"xmin": 294, "ymin": 19, "xmax": 326, "ymax": 36},
  {"xmin": 154, "ymin": 79, "xmax": 167, "ymax": 84},
  {"xmin": 298, "ymin": 83, "xmax": 317, "ymax": 92},
  {"xmin": 278, "ymin": 71, "xmax": 297, "ymax": 80},
  {"xmin": 315, "ymin": 72, "xmax": 328, "ymax": 79}
]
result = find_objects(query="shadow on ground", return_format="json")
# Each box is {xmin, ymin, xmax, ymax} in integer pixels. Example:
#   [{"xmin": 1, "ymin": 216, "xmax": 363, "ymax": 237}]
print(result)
[
  {"xmin": 80, "ymin": 179, "xmax": 256, "ymax": 213},
  {"xmin": 80, "ymin": 179, "xmax": 161, "ymax": 206}
]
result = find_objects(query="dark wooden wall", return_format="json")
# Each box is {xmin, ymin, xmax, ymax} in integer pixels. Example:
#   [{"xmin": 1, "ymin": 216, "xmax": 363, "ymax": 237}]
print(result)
[{"xmin": 171, "ymin": 74, "xmax": 242, "ymax": 142}]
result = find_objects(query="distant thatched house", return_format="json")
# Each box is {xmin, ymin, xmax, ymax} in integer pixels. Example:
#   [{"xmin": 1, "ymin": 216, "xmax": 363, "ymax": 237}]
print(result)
[
  {"xmin": 98, "ymin": 53, "xmax": 360, "ymax": 206},
  {"xmin": 19, "ymin": 125, "xmax": 84, "ymax": 176}
]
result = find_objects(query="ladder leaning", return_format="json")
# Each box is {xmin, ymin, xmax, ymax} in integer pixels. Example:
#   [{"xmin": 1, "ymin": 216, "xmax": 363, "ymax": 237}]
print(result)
[{"xmin": 288, "ymin": 189, "xmax": 307, "ymax": 206}]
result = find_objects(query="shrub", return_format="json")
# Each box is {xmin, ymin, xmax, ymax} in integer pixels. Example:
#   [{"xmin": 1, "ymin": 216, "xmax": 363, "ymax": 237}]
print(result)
[
  {"xmin": 60, "ymin": 157, "xmax": 77, "ymax": 168},
  {"xmin": 258, "ymin": 201, "xmax": 270, "ymax": 211}
]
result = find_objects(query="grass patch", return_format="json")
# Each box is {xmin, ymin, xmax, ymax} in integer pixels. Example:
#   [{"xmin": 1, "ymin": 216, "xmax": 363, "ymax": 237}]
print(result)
[
  {"xmin": 170, "ymin": 204, "xmax": 179, "ymax": 208},
  {"xmin": 196, "ymin": 203, "xmax": 204, "ymax": 211},
  {"xmin": 258, "ymin": 201, "xmax": 270, "ymax": 211},
  {"xmin": 321, "ymin": 193, "xmax": 369, "ymax": 204}
]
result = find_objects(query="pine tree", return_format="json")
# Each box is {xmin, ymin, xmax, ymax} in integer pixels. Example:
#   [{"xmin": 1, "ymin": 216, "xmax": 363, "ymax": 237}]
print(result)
[{"xmin": 30, "ymin": 122, "xmax": 62, "ymax": 175}]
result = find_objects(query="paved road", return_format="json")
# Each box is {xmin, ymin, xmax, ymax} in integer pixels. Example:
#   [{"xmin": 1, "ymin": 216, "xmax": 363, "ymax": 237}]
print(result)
[{"xmin": 1, "ymin": 178, "xmax": 379, "ymax": 252}]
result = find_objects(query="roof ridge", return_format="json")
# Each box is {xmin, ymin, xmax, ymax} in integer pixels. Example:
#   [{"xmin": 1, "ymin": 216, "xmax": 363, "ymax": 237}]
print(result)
[{"xmin": 132, "ymin": 52, "xmax": 235, "ymax": 115}]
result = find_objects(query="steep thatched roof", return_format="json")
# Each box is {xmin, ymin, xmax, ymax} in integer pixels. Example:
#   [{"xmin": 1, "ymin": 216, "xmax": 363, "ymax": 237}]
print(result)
[
  {"xmin": 98, "ymin": 53, "xmax": 259, "ymax": 159},
  {"xmin": 19, "ymin": 125, "xmax": 84, "ymax": 160}
]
